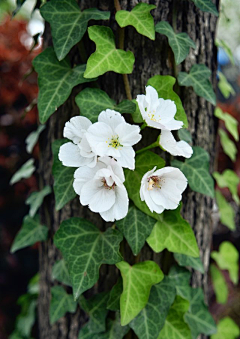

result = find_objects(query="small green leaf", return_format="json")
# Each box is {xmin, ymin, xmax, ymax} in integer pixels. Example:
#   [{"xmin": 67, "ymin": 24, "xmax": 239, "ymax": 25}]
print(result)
[
  {"xmin": 84, "ymin": 26, "xmax": 135, "ymax": 78},
  {"xmin": 116, "ymin": 3, "xmax": 156, "ymax": 40},
  {"xmin": 15, "ymin": 294, "xmax": 37, "ymax": 338},
  {"xmin": 135, "ymin": 151, "xmax": 166, "ymax": 176},
  {"xmin": 116, "ymin": 205, "xmax": 156, "ymax": 256},
  {"xmin": 211, "ymin": 317, "xmax": 240, "ymax": 339},
  {"xmin": 50, "ymin": 286, "xmax": 77, "ymax": 324},
  {"xmin": 33, "ymin": 47, "xmax": 93, "ymax": 123},
  {"xmin": 168, "ymin": 265, "xmax": 192, "ymax": 301},
  {"xmin": 210, "ymin": 264, "xmax": 228, "ymax": 304},
  {"xmin": 215, "ymin": 190, "xmax": 235, "ymax": 230},
  {"xmin": 26, "ymin": 125, "xmax": 45, "ymax": 153},
  {"xmin": 191, "ymin": 0, "xmax": 218, "ymax": 16},
  {"xmin": 171, "ymin": 146, "xmax": 214, "ymax": 197},
  {"xmin": 147, "ymin": 75, "xmax": 188, "ymax": 128},
  {"xmin": 178, "ymin": 64, "xmax": 216, "ymax": 105},
  {"xmin": 116, "ymin": 261, "xmax": 164, "ymax": 326},
  {"xmin": 116, "ymin": 100, "xmax": 136, "ymax": 114},
  {"xmin": 11, "ymin": 215, "xmax": 48, "ymax": 253},
  {"xmin": 54, "ymin": 217, "xmax": 123, "ymax": 299},
  {"xmin": 215, "ymin": 39, "xmax": 234, "ymax": 65},
  {"xmin": 214, "ymin": 107, "xmax": 238, "ymax": 141},
  {"xmin": 41, "ymin": 0, "xmax": 110, "ymax": 60},
  {"xmin": 130, "ymin": 277, "xmax": 176, "ymax": 339},
  {"xmin": 52, "ymin": 259, "xmax": 71, "ymax": 287},
  {"xmin": 26, "ymin": 186, "xmax": 52, "ymax": 217},
  {"xmin": 211, "ymin": 241, "xmax": 239, "ymax": 285},
  {"xmin": 155, "ymin": 21, "xmax": 195, "ymax": 64},
  {"xmin": 178, "ymin": 129, "xmax": 192, "ymax": 143},
  {"xmin": 218, "ymin": 72, "xmax": 235, "ymax": 99},
  {"xmin": 107, "ymin": 278, "xmax": 123, "ymax": 311},
  {"xmin": 218, "ymin": 129, "xmax": 237, "ymax": 162},
  {"xmin": 213, "ymin": 169, "xmax": 239, "ymax": 204},
  {"xmin": 174, "ymin": 253, "xmax": 204, "ymax": 273},
  {"xmin": 10, "ymin": 159, "xmax": 35, "ymax": 185},
  {"xmin": 52, "ymin": 139, "xmax": 76, "ymax": 210}
]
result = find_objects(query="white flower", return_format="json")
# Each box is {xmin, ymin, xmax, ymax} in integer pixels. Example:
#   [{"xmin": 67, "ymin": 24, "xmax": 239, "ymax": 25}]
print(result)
[
  {"xmin": 159, "ymin": 130, "xmax": 193, "ymax": 158},
  {"xmin": 58, "ymin": 116, "xmax": 97, "ymax": 168},
  {"xmin": 73, "ymin": 157, "xmax": 129, "ymax": 222},
  {"xmin": 85, "ymin": 109, "xmax": 142, "ymax": 170},
  {"xmin": 136, "ymin": 86, "xmax": 183, "ymax": 130},
  {"xmin": 140, "ymin": 166, "xmax": 187, "ymax": 213}
]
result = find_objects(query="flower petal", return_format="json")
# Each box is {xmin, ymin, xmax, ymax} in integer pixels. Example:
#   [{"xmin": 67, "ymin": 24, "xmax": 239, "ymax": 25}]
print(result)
[
  {"xmin": 86, "ymin": 122, "xmax": 113, "ymax": 156},
  {"xmin": 58, "ymin": 142, "xmax": 91, "ymax": 167},
  {"xmin": 73, "ymin": 163, "xmax": 104, "ymax": 195},
  {"xmin": 117, "ymin": 146, "xmax": 135, "ymax": 170},
  {"xmin": 162, "ymin": 118, "xmax": 183, "ymax": 131},
  {"xmin": 154, "ymin": 167, "xmax": 188, "ymax": 193},
  {"xmin": 156, "ymin": 98, "xmax": 177, "ymax": 123},
  {"xmin": 160, "ymin": 130, "xmax": 193, "ymax": 158},
  {"xmin": 136, "ymin": 94, "xmax": 148, "ymax": 120},
  {"xmin": 98, "ymin": 109, "xmax": 125, "ymax": 130},
  {"xmin": 63, "ymin": 116, "xmax": 92, "ymax": 144},
  {"xmin": 115, "ymin": 122, "xmax": 142, "ymax": 146},
  {"xmin": 100, "ymin": 186, "xmax": 129, "ymax": 222},
  {"xmin": 145, "ymin": 86, "xmax": 159, "ymax": 107}
]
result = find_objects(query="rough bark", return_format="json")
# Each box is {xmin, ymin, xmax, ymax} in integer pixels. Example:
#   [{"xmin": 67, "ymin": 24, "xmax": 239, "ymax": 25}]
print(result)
[{"xmin": 38, "ymin": 0, "xmax": 219, "ymax": 338}]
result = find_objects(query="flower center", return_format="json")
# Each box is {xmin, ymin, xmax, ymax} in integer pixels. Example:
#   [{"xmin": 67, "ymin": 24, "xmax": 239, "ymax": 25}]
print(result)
[
  {"xmin": 102, "ymin": 178, "xmax": 116, "ymax": 190},
  {"xmin": 108, "ymin": 135, "xmax": 123, "ymax": 149},
  {"xmin": 147, "ymin": 176, "xmax": 163, "ymax": 190},
  {"xmin": 146, "ymin": 109, "xmax": 160, "ymax": 122}
]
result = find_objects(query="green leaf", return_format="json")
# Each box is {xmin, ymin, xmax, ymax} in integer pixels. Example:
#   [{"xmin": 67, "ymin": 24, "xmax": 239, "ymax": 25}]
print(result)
[
  {"xmin": 84, "ymin": 25, "xmax": 135, "ymax": 78},
  {"xmin": 147, "ymin": 75, "xmax": 188, "ymax": 128},
  {"xmin": 115, "ymin": 3, "xmax": 156, "ymax": 40},
  {"xmin": 147, "ymin": 207, "xmax": 199, "ymax": 258},
  {"xmin": 158, "ymin": 295, "xmax": 191, "ymax": 339},
  {"xmin": 218, "ymin": 129, "xmax": 237, "ymax": 162},
  {"xmin": 171, "ymin": 146, "xmax": 214, "ymax": 198},
  {"xmin": 33, "ymin": 47, "xmax": 92, "ymax": 123},
  {"xmin": 211, "ymin": 241, "xmax": 239, "ymax": 285},
  {"xmin": 26, "ymin": 186, "xmax": 52, "ymax": 217},
  {"xmin": 26, "ymin": 125, "xmax": 45, "ymax": 153},
  {"xmin": 107, "ymin": 278, "xmax": 123, "ymax": 311},
  {"xmin": 79, "ymin": 292, "xmax": 109, "ymax": 333},
  {"xmin": 11, "ymin": 215, "xmax": 48, "ymax": 253},
  {"xmin": 132, "ymin": 99, "xmax": 144, "ymax": 123},
  {"xmin": 52, "ymin": 139, "xmax": 76, "ymax": 210},
  {"xmin": 116, "ymin": 260, "xmax": 164, "ymax": 326},
  {"xmin": 174, "ymin": 253, "xmax": 204, "ymax": 273},
  {"xmin": 184, "ymin": 288, "xmax": 217, "ymax": 338},
  {"xmin": 178, "ymin": 129, "xmax": 192, "ymax": 143},
  {"xmin": 213, "ymin": 169, "xmax": 240, "ymax": 204},
  {"xmin": 75, "ymin": 88, "xmax": 136, "ymax": 123},
  {"xmin": 215, "ymin": 39, "xmax": 234, "ymax": 65},
  {"xmin": 214, "ymin": 107, "xmax": 238, "ymax": 141},
  {"xmin": 211, "ymin": 317, "xmax": 240, "ymax": 339},
  {"xmin": 50, "ymin": 286, "xmax": 77, "ymax": 324},
  {"xmin": 15, "ymin": 294, "xmax": 37, "ymax": 338},
  {"xmin": 10, "ymin": 159, "xmax": 35, "ymax": 185},
  {"xmin": 54, "ymin": 217, "xmax": 123, "ymax": 299},
  {"xmin": 155, "ymin": 21, "xmax": 195, "ymax": 64},
  {"xmin": 130, "ymin": 277, "xmax": 176, "ymax": 339},
  {"xmin": 215, "ymin": 190, "xmax": 235, "ymax": 230},
  {"xmin": 178, "ymin": 64, "xmax": 216, "ymax": 105},
  {"xmin": 218, "ymin": 72, "xmax": 235, "ymax": 99},
  {"xmin": 52, "ymin": 259, "xmax": 71, "ymax": 287},
  {"xmin": 191, "ymin": 0, "xmax": 218, "ymax": 16},
  {"xmin": 116, "ymin": 205, "xmax": 156, "ymax": 256},
  {"xmin": 210, "ymin": 264, "xmax": 228, "ymax": 304},
  {"xmin": 40, "ymin": 0, "xmax": 110, "ymax": 60},
  {"xmin": 168, "ymin": 265, "xmax": 192, "ymax": 301}
]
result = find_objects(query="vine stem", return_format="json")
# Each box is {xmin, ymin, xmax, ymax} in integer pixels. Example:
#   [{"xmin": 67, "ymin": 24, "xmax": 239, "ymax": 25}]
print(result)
[{"xmin": 172, "ymin": 0, "xmax": 179, "ymax": 90}]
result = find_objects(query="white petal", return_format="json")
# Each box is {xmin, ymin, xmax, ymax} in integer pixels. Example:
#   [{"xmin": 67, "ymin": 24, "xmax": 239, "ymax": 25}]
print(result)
[
  {"xmin": 63, "ymin": 116, "xmax": 92, "ymax": 144},
  {"xmin": 58, "ymin": 142, "xmax": 91, "ymax": 167},
  {"xmin": 160, "ymin": 130, "xmax": 193, "ymax": 158},
  {"xmin": 136, "ymin": 94, "xmax": 148, "ymax": 120},
  {"xmin": 145, "ymin": 86, "xmax": 159, "ymax": 108},
  {"xmin": 154, "ymin": 167, "xmax": 188, "ymax": 193},
  {"xmin": 162, "ymin": 118, "xmax": 183, "ymax": 131},
  {"xmin": 98, "ymin": 109, "xmax": 125, "ymax": 130},
  {"xmin": 86, "ymin": 122, "xmax": 113, "ymax": 156},
  {"xmin": 115, "ymin": 122, "xmax": 142, "ymax": 146},
  {"xmin": 117, "ymin": 146, "xmax": 135, "ymax": 170},
  {"xmin": 100, "ymin": 186, "xmax": 129, "ymax": 222},
  {"xmin": 150, "ymin": 178, "xmax": 181, "ymax": 210},
  {"xmin": 73, "ymin": 163, "xmax": 104, "ymax": 195},
  {"xmin": 142, "ymin": 187, "xmax": 164, "ymax": 214},
  {"xmin": 99, "ymin": 157, "xmax": 125, "ymax": 184},
  {"xmin": 156, "ymin": 98, "xmax": 177, "ymax": 123},
  {"xmin": 175, "ymin": 140, "xmax": 193, "ymax": 158}
]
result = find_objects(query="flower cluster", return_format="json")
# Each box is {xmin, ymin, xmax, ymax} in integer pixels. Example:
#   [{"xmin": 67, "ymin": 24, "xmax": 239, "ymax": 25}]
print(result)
[{"xmin": 58, "ymin": 86, "xmax": 193, "ymax": 221}]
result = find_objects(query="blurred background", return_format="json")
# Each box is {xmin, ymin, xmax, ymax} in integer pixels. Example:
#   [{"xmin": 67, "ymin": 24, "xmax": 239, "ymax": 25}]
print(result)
[{"xmin": 0, "ymin": 0, "xmax": 239, "ymax": 338}]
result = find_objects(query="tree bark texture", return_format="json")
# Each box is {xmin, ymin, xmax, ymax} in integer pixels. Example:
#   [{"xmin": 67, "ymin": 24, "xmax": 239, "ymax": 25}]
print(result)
[{"xmin": 38, "ymin": 0, "xmax": 219, "ymax": 338}]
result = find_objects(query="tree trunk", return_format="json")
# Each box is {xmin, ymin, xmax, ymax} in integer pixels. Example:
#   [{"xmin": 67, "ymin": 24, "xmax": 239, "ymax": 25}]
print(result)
[{"xmin": 38, "ymin": 0, "xmax": 219, "ymax": 338}]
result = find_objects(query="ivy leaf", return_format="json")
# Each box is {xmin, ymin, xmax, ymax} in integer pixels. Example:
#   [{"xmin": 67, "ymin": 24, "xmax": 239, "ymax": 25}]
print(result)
[
  {"xmin": 130, "ymin": 277, "xmax": 176, "ymax": 339},
  {"xmin": 11, "ymin": 215, "xmax": 48, "ymax": 253},
  {"xmin": 211, "ymin": 317, "xmax": 240, "ymax": 339},
  {"xmin": 135, "ymin": 151, "xmax": 166, "ymax": 176},
  {"xmin": 178, "ymin": 129, "xmax": 192, "ymax": 143},
  {"xmin": 215, "ymin": 39, "xmax": 234, "ymax": 65},
  {"xmin": 10, "ymin": 159, "xmax": 35, "ymax": 185},
  {"xmin": 174, "ymin": 253, "xmax": 204, "ymax": 273},
  {"xmin": 168, "ymin": 265, "xmax": 192, "ymax": 301},
  {"xmin": 116, "ymin": 205, "xmax": 156, "ymax": 256},
  {"xmin": 115, "ymin": 3, "xmax": 156, "ymax": 40},
  {"xmin": 50, "ymin": 286, "xmax": 77, "ymax": 324},
  {"xmin": 214, "ymin": 107, "xmax": 238, "ymax": 141},
  {"xmin": 190, "ymin": 0, "xmax": 218, "ymax": 16},
  {"xmin": 54, "ymin": 217, "xmax": 123, "ymax": 300},
  {"xmin": 215, "ymin": 190, "xmax": 235, "ymax": 230},
  {"xmin": 116, "ymin": 260, "xmax": 164, "ymax": 326},
  {"xmin": 211, "ymin": 241, "xmax": 239, "ymax": 285},
  {"xmin": 178, "ymin": 64, "xmax": 216, "ymax": 105},
  {"xmin": 171, "ymin": 146, "xmax": 214, "ymax": 198},
  {"xmin": 15, "ymin": 294, "xmax": 37, "ymax": 338},
  {"xmin": 210, "ymin": 264, "xmax": 228, "ymax": 304},
  {"xmin": 218, "ymin": 72, "xmax": 235, "ymax": 99},
  {"xmin": 147, "ymin": 207, "xmax": 199, "ymax": 258},
  {"xmin": 184, "ymin": 288, "xmax": 217, "ymax": 338},
  {"xmin": 218, "ymin": 129, "xmax": 237, "ymax": 162},
  {"xmin": 155, "ymin": 21, "xmax": 195, "ymax": 64},
  {"xmin": 147, "ymin": 75, "xmax": 188, "ymax": 128},
  {"xmin": 213, "ymin": 169, "xmax": 240, "ymax": 204},
  {"xmin": 107, "ymin": 278, "xmax": 123, "ymax": 311},
  {"xmin": 75, "ymin": 88, "xmax": 136, "ymax": 123},
  {"xmin": 33, "ymin": 47, "xmax": 93, "ymax": 123},
  {"xmin": 84, "ymin": 26, "xmax": 135, "ymax": 78},
  {"xmin": 26, "ymin": 186, "xmax": 52, "ymax": 217},
  {"xmin": 52, "ymin": 139, "xmax": 76, "ymax": 211},
  {"xmin": 52, "ymin": 259, "xmax": 71, "ymax": 287},
  {"xmin": 26, "ymin": 125, "xmax": 45, "ymax": 153},
  {"xmin": 40, "ymin": 0, "xmax": 110, "ymax": 61}
]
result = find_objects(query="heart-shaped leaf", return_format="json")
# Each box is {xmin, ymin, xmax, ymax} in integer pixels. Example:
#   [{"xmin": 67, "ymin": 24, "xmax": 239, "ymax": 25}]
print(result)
[
  {"xmin": 174, "ymin": 253, "xmax": 204, "ymax": 273},
  {"xmin": 211, "ymin": 317, "xmax": 240, "ymax": 339},
  {"xmin": 215, "ymin": 190, "xmax": 235, "ymax": 230},
  {"xmin": 191, "ymin": 0, "xmax": 218, "ymax": 16},
  {"xmin": 26, "ymin": 125, "xmax": 45, "ymax": 153},
  {"xmin": 10, "ymin": 159, "xmax": 35, "ymax": 185},
  {"xmin": 210, "ymin": 264, "xmax": 228, "ymax": 304},
  {"xmin": 52, "ymin": 259, "xmax": 71, "ymax": 287},
  {"xmin": 218, "ymin": 129, "xmax": 237, "ymax": 161},
  {"xmin": 50, "ymin": 286, "xmax": 77, "ymax": 324},
  {"xmin": 168, "ymin": 265, "xmax": 192, "ymax": 301},
  {"xmin": 107, "ymin": 278, "xmax": 123, "ymax": 311},
  {"xmin": 214, "ymin": 107, "xmax": 238, "ymax": 141},
  {"xmin": 26, "ymin": 186, "xmax": 51, "ymax": 217},
  {"xmin": 213, "ymin": 169, "xmax": 239, "ymax": 204}
]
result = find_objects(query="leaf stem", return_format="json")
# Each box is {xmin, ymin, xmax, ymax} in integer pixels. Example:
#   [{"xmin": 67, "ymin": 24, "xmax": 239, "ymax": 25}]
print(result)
[
  {"xmin": 136, "ymin": 140, "xmax": 159, "ymax": 154},
  {"xmin": 140, "ymin": 122, "xmax": 147, "ymax": 130}
]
